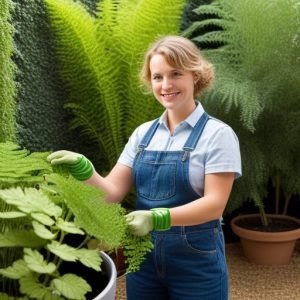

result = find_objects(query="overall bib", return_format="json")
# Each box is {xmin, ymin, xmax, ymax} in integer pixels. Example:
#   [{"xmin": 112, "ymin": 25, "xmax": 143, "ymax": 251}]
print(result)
[{"xmin": 127, "ymin": 112, "xmax": 228, "ymax": 300}]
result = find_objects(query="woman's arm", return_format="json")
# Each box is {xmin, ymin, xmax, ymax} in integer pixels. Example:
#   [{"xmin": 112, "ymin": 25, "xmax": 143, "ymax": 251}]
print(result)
[
  {"xmin": 85, "ymin": 162, "xmax": 133, "ymax": 203},
  {"xmin": 170, "ymin": 172, "xmax": 234, "ymax": 226}
]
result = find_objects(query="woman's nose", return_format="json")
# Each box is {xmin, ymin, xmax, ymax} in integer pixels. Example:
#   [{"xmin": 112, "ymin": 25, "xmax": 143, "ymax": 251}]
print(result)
[{"xmin": 162, "ymin": 78, "xmax": 173, "ymax": 90}]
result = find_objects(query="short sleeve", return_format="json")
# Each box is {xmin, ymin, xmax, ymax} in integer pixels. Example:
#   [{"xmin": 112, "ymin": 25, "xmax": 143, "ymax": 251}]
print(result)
[
  {"xmin": 205, "ymin": 126, "xmax": 242, "ymax": 179},
  {"xmin": 117, "ymin": 127, "xmax": 140, "ymax": 168}
]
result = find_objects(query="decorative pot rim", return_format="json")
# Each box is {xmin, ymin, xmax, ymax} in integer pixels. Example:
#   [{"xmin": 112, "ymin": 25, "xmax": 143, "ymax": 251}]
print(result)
[{"xmin": 230, "ymin": 214, "xmax": 300, "ymax": 242}]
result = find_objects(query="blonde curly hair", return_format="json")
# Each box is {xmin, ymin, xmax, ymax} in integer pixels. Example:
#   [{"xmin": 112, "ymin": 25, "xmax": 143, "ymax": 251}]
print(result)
[{"xmin": 140, "ymin": 36, "xmax": 214, "ymax": 97}]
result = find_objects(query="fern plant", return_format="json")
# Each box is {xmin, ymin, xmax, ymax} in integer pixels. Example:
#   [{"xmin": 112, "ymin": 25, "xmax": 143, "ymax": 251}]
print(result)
[
  {"xmin": 0, "ymin": 142, "xmax": 152, "ymax": 299},
  {"xmin": 0, "ymin": 142, "xmax": 53, "ymax": 295},
  {"xmin": 44, "ymin": 0, "xmax": 186, "ymax": 171},
  {"xmin": 183, "ymin": 0, "xmax": 300, "ymax": 223},
  {"xmin": 0, "ymin": 0, "xmax": 17, "ymax": 142}
]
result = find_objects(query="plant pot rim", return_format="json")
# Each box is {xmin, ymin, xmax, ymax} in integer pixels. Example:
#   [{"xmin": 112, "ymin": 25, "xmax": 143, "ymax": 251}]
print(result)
[
  {"xmin": 231, "ymin": 214, "xmax": 300, "ymax": 242},
  {"xmin": 93, "ymin": 251, "xmax": 117, "ymax": 300}
]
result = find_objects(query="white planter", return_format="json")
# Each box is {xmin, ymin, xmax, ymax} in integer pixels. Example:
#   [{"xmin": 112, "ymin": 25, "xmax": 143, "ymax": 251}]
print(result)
[{"xmin": 93, "ymin": 251, "xmax": 117, "ymax": 300}]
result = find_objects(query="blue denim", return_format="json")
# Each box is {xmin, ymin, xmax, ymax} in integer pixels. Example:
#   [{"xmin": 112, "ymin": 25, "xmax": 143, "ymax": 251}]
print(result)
[{"xmin": 127, "ymin": 112, "xmax": 228, "ymax": 300}]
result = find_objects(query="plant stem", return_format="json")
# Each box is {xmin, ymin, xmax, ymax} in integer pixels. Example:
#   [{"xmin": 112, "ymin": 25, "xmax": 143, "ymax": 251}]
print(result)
[
  {"xmin": 275, "ymin": 175, "xmax": 280, "ymax": 214},
  {"xmin": 259, "ymin": 205, "xmax": 268, "ymax": 226},
  {"xmin": 283, "ymin": 194, "xmax": 291, "ymax": 215}
]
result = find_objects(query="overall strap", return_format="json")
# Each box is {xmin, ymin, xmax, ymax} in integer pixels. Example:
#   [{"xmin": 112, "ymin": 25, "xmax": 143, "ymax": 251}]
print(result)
[
  {"xmin": 182, "ymin": 112, "xmax": 210, "ymax": 161},
  {"xmin": 138, "ymin": 119, "xmax": 160, "ymax": 150}
]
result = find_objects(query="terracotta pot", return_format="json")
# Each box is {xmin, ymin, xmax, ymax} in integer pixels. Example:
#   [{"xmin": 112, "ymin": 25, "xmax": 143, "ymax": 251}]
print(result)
[
  {"xmin": 109, "ymin": 248, "xmax": 127, "ymax": 277},
  {"xmin": 296, "ymin": 239, "xmax": 300, "ymax": 253},
  {"xmin": 231, "ymin": 214, "xmax": 300, "ymax": 265}
]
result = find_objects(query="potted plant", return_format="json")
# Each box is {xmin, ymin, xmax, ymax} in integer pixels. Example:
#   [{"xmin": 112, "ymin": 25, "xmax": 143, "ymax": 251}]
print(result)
[
  {"xmin": 0, "ymin": 142, "xmax": 152, "ymax": 299},
  {"xmin": 183, "ymin": 0, "xmax": 300, "ymax": 264}
]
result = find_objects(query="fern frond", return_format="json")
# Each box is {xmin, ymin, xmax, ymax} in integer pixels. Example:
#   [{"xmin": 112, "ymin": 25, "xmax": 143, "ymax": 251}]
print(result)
[
  {"xmin": 189, "ymin": 0, "xmax": 300, "ymax": 213},
  {"xmin": 182, "ymin": 18, "xmax": 230, "ymax": 38},
  {"xmin": 46, "ymin": 0, "xmax": 186, "ymax": 170},
  {"xmin": 110, "ymin": 0, "xmax": 186, "ymax": 136},
  {"xmin": 192, "ymin": 30, "xmax": 228, "ymax": 45},
  {"xmin": 45, "ymin": 0, "xmax": 123, "ymax": 169},
  {"xmin": 46, "ymin": 174, "xmax": 127, "ymax": 248},
  {"xmin": 0, "ymin": 142, "xmax": 52, "ymax": 187},
  {"xmin": 193, "ymin": 3, "xmax": 229, "ymax": 19}
]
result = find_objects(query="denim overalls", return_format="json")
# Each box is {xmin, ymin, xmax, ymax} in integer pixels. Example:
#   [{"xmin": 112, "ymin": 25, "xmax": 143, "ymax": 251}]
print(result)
[{"xmin": 127, "ymin": 112, "xmax": 228, "ymax": 300}]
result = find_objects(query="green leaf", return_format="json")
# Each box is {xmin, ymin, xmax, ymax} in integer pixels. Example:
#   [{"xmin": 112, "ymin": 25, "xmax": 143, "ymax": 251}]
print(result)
[
  {"xmin": 0, "ymin": 143, "xmax": 52, "ymax": 185},
  {"xmin": 0, "ymin": 187, "xmax": 62, "ymax": 217},
  {"xmin": 47, "ymin": 174, "xmax": 126, "ymax": 248},
  {"xmin": 0, "ymin": 259, "xmax": 31, "ymax": 279},
  {"xmin": 56, "ymin": 218, "xmax": 85, "ymax": 235},
  {"xmin": 0, "ymin": 230, "xmax": 47, "ymax": 248},
  {"xmin": 20, "ymin": 274, "xmax": 64, "ymax": 300},
  {"xmin": 77, "ymin": 248, "xmax": 102, "ymax": 271},
  {"xmin": 24, "ymin": 248, "xmax": 56, "ymax": 274},
  {"xmin": 47, "ymin": 241, "xmax": 78, "ymax": 261},
  {"xmin": 0, "ymin": 211, "xmax": 27, "ymax": 218},
  {"xmin": 31, "ymin": 212, "xmax": 55, "ymax": 226},
  {"xmin": 50, "ymin": 274, "xmax": 91, "ymax": 300},
  {"xmin": 32, "ymin": 221, "xmax": 57, "ymax": 240},
  {"xmin": 0, "ymin": 292, "xmax": 29, "ymax": 300}
]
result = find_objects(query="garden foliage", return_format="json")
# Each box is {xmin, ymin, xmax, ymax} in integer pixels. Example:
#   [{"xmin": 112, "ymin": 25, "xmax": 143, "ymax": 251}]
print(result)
[
  {"xmin": 0, "ymin": 0, "xmax": 16, "ymax": 142},
  {"xmin": 0, "ymin": 142, "xmax": 152, "ymax": 298},
  {"xmin": 44, "ymin": 0, "xmax": 185, "ymax": 170},
  {"xmin": 12, "ymin": 0, "xmax": 80, "ymax": 152},
  {"xmin": 183, "ymin": 0, "xmax": 300, "ymax": 216}
]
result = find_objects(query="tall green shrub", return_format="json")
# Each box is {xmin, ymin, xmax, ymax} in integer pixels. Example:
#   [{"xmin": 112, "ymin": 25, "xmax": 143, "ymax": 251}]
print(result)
[
  {"xmin": 183, "ymin": 0, "xmax": 300, "ymax": 217},
  {"xmin": 45, "ymin": 0, "xmax": 186, "ymax": 171},
  {"xmin": 12, "ymin": 0, "xmax": 79, "ymax": 152},
  {"xmin": 0, "ymin": 0, "xmax": 16, "ymax": 142}
]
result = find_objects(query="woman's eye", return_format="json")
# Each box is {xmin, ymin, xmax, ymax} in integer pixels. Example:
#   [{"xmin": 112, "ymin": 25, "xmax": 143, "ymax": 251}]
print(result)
[
  {"xmin": 153, "ymin": 75, "xmax": 161, "ymax": 80},
  {"xmin": 173, "ymin": 72, "xmax": 182, "ymax": 77}
]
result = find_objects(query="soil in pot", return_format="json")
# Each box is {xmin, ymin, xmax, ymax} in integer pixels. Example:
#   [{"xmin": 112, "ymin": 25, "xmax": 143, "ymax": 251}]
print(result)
[{"xmin": 235, "ymin": 215, "xmax": 300, "ymax": 232}]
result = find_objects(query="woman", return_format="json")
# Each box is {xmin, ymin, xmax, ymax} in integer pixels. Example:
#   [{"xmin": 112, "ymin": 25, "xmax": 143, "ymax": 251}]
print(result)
[{"xmin": 48, "ymin": 36, "xmax": 241, "ymax": 299}]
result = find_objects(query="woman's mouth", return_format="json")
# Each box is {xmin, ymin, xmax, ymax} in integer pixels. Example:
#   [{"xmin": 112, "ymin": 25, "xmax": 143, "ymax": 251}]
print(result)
[{"xmin": 161, "ymin": 92, "xmax": 180, "ymax": 99}]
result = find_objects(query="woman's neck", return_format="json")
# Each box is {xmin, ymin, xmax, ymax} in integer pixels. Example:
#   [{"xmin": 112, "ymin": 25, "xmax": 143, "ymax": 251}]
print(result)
[{"xmin": 167, "ymin": 102, "xmax": 197, "ymax": 134}]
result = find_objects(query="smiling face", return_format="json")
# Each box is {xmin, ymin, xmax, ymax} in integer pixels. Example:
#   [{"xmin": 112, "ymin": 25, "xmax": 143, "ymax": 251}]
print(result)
[{"xmin": 149, "ymin": 54, "xmax": 196, "ymax": 114}]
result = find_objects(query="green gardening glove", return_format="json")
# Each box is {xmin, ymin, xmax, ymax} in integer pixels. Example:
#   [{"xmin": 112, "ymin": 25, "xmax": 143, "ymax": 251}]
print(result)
[
  {"xmin": 125, "ymin": 208, "xmax": 171, "ymax": 236},
  {"xmin": 47, "ymin": 150, "xmax": 94, "ymax": 181}
]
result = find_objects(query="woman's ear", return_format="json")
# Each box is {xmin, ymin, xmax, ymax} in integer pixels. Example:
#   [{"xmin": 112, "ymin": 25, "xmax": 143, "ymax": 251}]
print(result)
[{"xmin": 193, "ymin": 73, "xmax": 199, "ymax": 84}]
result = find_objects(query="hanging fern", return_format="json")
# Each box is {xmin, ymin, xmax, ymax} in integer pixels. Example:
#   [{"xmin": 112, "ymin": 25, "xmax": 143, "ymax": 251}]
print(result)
[
  {"xmin": 44, "ymin": 0, "xmax": 185, "ymax": 171},
  {"xmin": 0, "ymin": 0, "xmax": 17, "ymax": 142}
]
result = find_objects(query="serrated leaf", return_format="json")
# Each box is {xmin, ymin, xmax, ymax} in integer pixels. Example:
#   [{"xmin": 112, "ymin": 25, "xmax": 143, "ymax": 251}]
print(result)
[
  {"xmin": 24, "ymin": 248, "xmax": 56, "ymax": 274},
  {"xmin": 31, "ymin": 213, "xmax": 55, "ymax": 226},
  {"xmin": 0, "ymin": 211, "xmax": 27, "ymax": 218},
  {"xmin": 0, "ymin": 259, "xmax": 31, "ymax": 279},
  {"xmin": 50, "ymin": 274, "xmax": 91, "ymax": 300},
  {"xmin": 32, "ymin": 221, "xmax": 56, "ymax": 240},
  {"xmin": 0, "ymin": 187, "xmax": 62, "ymax": 217},
  {"xmin": 47, "ymin": 241, "xmax": 78, "ymax": 261},
  {"xmin": 56, "ymin": 218, "xmax": 85, "ymax": 235},
  {"xmin": 0, "ymin": 230, "xmax": 47, "ymax": 248},
  {"xmin": 20, "ymin": 274, "xmax": 64, "ymax": 300},
  {"xmin": 77, "ymin": 248, "xmax": 102, "ymax": 271}
]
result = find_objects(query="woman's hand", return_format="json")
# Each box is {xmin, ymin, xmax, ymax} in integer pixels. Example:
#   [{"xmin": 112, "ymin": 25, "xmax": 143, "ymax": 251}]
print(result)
[
  {"xmin": 47, "ymin": 150, "xmax": 94, "ymax": 181},
  {"xmin": 126, "ymin": 208, "xmax": 171, "ymax": 236},
  {"xmin": 47, "ymin": 150, "xmax": 82, "ymax": 165}
]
